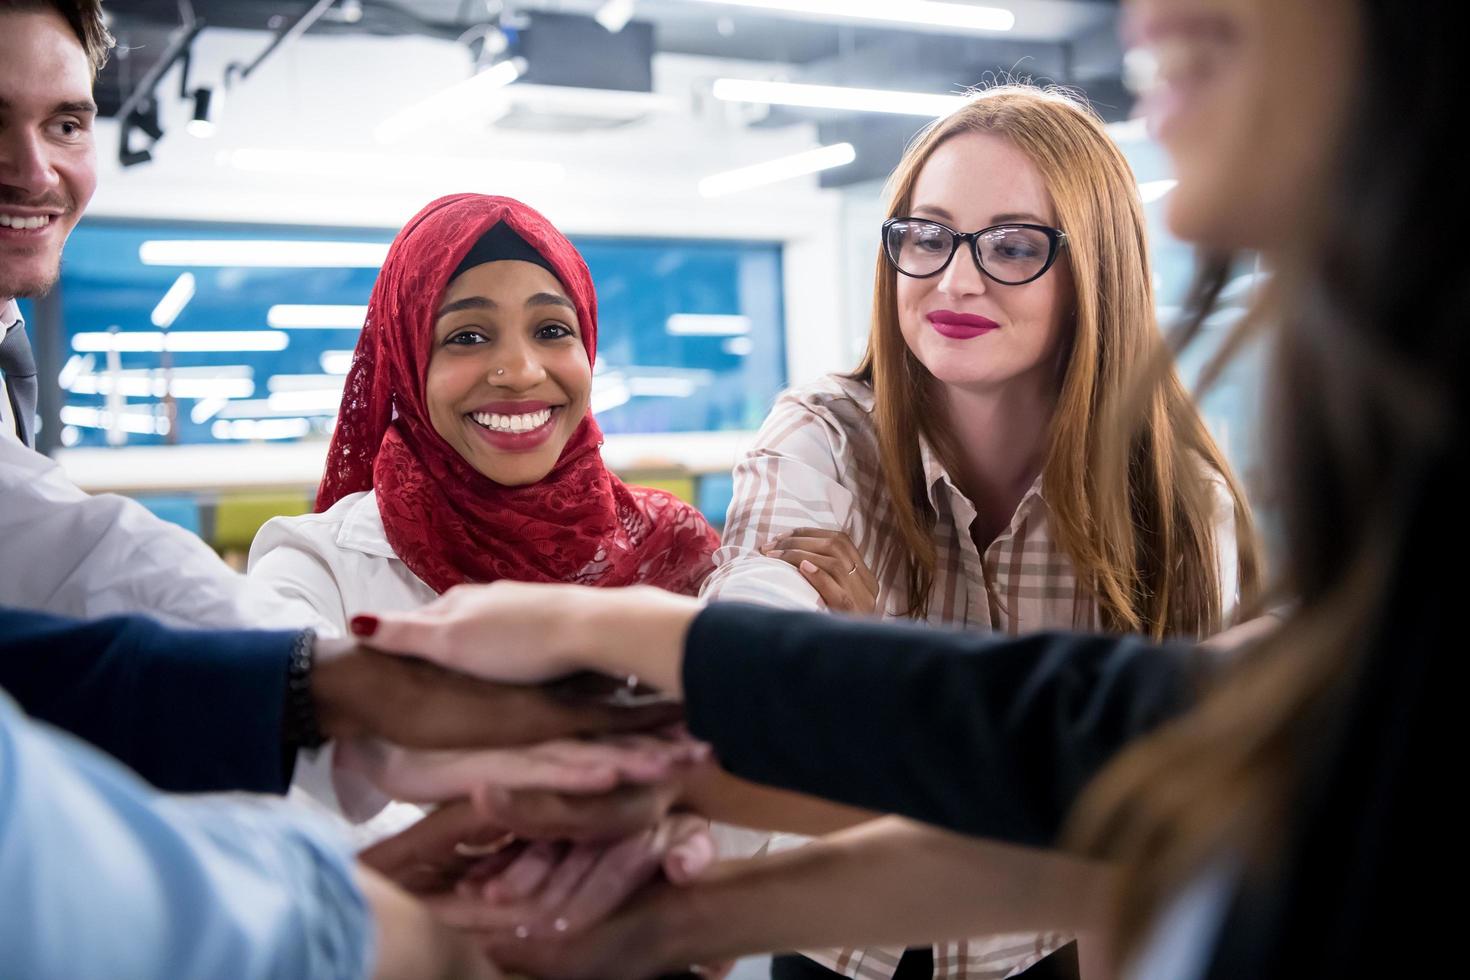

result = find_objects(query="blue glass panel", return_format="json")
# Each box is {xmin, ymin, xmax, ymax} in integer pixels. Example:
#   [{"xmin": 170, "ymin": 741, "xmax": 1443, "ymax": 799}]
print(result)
[
  {"xmin": 132, "ymin": 494, "xmax": 203, "ymax": 536},
  {"xmin": 696, "ymin": 472, "xmax": 735, "ymax": 528},
  {"xmin": 51, "ymin": 220, "xmax": 786, "ymax": 448},
  {"xmin": 1119, "ymin": 140, "xmax": 1266, "ymax": 492}
]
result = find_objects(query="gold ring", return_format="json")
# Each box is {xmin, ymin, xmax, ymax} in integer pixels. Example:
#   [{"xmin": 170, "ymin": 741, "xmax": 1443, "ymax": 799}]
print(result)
[{"xmin": 454, "ymin": 830, "xmax": 518, "ymax": 857}]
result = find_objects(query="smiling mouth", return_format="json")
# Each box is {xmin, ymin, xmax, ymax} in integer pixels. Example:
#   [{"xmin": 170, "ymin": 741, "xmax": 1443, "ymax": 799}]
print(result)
[
  {"xmin": 467, "ymin": 405, "xmax": 559, "ymax": 435},
  {"xmin": 0, "ymin": 213, "xmax": 58, "ymax": 231}
]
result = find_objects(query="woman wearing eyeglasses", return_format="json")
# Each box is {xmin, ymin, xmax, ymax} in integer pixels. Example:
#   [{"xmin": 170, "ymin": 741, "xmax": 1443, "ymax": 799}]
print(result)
[{"xmin": 699, "ymin": 84, "xmax": 1262, "ymax": 980}]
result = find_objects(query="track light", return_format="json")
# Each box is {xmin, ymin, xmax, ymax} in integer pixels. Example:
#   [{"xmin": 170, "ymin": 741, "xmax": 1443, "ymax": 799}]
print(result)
[
  {"xmin": 118, "ymin": 144, "xmax": 153, "ymax": 168},
  {"xmin": 187, "ymin": 87, "xmax": 217, "ymax": 138},
  {"xmin": 119, "ymin": 99, "xmax": 162, "ymax": 168},
  {"xmin": 127, "ymin": 100, "xmax": 163, "ymax": 141}
]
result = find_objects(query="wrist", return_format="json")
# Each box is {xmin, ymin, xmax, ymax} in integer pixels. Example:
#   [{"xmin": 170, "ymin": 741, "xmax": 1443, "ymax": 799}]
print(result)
[
  {"xmin": 566, "ymin": 586, "xmax": 700, "ymax": 693},
  {"xmin": 549, "ymin": 584, "xmax": 609, "ymax": 673},
  {"xmin": 650, "ymin": 881, "xmax": 712, "ymax": 970},
  {"xmin": 309, "ymin": 636, "xmax": 368, "ymax": 741},
  {"xmin": 654, "ymin": 869, "xmax": 760, "ymax": 971}
]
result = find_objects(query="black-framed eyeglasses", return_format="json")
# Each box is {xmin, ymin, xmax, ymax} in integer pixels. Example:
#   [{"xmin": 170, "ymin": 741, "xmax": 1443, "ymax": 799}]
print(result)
[{"xmin": 881, "ymin": 217, "xmax": 1068, "ymax": 285}]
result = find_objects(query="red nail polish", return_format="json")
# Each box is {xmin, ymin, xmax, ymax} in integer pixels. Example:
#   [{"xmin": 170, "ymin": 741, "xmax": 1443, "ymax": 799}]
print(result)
[{"xmin": 349, "ymin": 614, "xmax": 379, "ymax": 637}]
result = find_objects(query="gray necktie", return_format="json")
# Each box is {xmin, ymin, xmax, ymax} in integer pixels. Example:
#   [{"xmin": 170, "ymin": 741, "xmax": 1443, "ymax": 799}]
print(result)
[{"xmin": 0, "ymin": 323, "xmax": 38, "ymax": 446}]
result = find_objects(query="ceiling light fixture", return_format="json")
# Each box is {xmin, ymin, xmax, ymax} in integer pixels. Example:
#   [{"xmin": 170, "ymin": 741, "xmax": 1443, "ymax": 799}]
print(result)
[
  {"xmin": 712, "ymin": 78, "xmax": 969, "ymax": 117},
  {"xmin": 699, "ymin": 142, "xmax": 856, "ymax": 197}
]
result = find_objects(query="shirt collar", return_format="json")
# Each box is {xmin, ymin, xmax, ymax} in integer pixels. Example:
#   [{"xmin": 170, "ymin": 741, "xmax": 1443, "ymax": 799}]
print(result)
[
  {"xmin": 918, "ymin": 433, "xmax": 1048, "ymax": 530},
  {"xmin": 334, "ymin": 489, "xmax": 400, "ymax": 560},
  {"xmin": 1, "ymin": 299, "xmax": 22, "ymax": 335}
]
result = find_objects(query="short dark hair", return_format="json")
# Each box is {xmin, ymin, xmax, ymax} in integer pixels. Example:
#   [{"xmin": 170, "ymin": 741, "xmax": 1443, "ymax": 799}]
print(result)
[{"xmin": 0, "ymin": 1, "xmax": 114, "ymax": 76}]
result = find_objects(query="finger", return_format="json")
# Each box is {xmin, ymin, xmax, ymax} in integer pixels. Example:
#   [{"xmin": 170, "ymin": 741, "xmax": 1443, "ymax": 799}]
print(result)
[
  {"xmin": 661, "ymin": 817, "xmax": 718, "ymax": 884},
  {"xmin": 523, "ymin": 738, "xmax": 684, "ymax": 786},
  {"xmin": 480, "ymin": 840, "xmax": 565, "ymax": 904},
  {"xmin": 769, "ymin": 534, "xmax": 846, "ymax": 556},
  {"xmin": 375, "ymin": 736, "xmax": 696, "ymax": 801},
  {"xmin": 530, "ymin": 841, "xmax": 604, "ymax": 913},
  {"xmin": 357, "ymin": 799, "xmax": 493, "ymax": 876},
  {"xmin": 457, "ymin": 846, "xmax": 531, "ymax": 892},
  {"xmin": 479, "ymin": 782, "xmax": 678, "ymax": 843},
  {"xmin": 350, "ymin": 605, "xmax": 459, "ymax": 665},
  {"xmin": 772, "ymin": 546, "xmax": 850, "ymax": 581},
  {"xmin": 776, "ymin": 552, "xmax": 846, "ymax": 614},
  {"xmin": 780, "ymin": 531, "xmax": 876, "ymax": 590},
  {"xmin": 422, "ymin": 891, "xmax": 531, "ymax": 933},
  {"xmin": 785, "ymin": 546, "xmax": 874, "ymax": 612},
  {"xmin": 793, "ymin": 555, "xmax": 858, "ymax": 608},
  {"xmin": 351, "ymin": 584, "xmax": 568, "ymax": 683},
  {"xmin": 775, "ymin": 538, "xmax": 875, "ymax": 597},
  {"xmin": 366, "ymin": 745, "xmax": 623, "ymax": 803},
  {"xmin": 800, "ymin": 527, "xmax": 863, "ymax": 563},
  {"xmin": 766, "ymin": 527, "xmax": 842, "ymax": 549},
  {"xmin": 530, "ymin": 831, "xmax": 663, "ymax": 936}
]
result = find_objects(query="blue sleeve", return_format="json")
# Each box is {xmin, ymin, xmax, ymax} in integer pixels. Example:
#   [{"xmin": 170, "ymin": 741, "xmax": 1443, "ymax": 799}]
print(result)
[
  {"xmin": 0, "ymin": 606, "xmax": 297, "ymax": 793},
  {"xmin": 0, "ymin": 689, "xmax": 373, "ymax": 980},
  {"xmin": 683, "ymin": 603, "xmax": 1199, "ymax": 845}
]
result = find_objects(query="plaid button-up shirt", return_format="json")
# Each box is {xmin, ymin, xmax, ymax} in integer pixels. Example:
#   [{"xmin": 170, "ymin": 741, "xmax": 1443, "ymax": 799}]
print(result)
[{"xmin": 703, "ymin": 374, "xmax": 1239, "ymax": 979}]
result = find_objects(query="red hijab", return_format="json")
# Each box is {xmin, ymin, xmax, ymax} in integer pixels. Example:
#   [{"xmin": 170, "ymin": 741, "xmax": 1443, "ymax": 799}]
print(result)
[{"xmin": 317, "ymin": 194, "xmax": 718, "ymax": 595}]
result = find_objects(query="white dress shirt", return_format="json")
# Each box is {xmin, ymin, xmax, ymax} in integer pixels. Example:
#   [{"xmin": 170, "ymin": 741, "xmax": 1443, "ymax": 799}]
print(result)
[
  {"xmin": 0, "ymin": 423, "xmax": 289, "ymax": 630},
  {"xmin": 246, "ymin": 488, "xmax": 437, "ymax": 635},
  {"xmin": 247, "ymin": 489, "xmax": 442, "ymax": 843}
]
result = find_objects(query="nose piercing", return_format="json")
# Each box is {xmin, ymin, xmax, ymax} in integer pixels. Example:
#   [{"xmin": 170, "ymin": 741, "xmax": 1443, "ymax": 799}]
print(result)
[{"xmin": 495, "ymin": 368, "xmax": 505, "ymax": 377}]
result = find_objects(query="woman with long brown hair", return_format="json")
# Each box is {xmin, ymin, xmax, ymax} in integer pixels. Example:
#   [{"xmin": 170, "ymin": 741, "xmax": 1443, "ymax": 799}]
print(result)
[
  {"xmin": 699, "ymin": 82, "xmax": 1259, "ymax": 980},
  {"xmin": 347, "ymin": 0, "xmax": 1451, "ymax": 976},
  {"xmin": 705, "ymin": 85, "xmax": 1259, "ymax": 646}
]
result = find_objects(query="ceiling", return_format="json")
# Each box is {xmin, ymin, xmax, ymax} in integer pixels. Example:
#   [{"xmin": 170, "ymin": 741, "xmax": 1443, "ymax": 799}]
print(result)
[{"xmin": 97, "ymin": 1, "xmax": 1128, "ymax": 187}]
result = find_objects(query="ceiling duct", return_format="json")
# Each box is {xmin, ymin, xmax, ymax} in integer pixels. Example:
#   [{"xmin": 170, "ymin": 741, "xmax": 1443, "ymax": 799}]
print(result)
[{"xmin": 491, "ymin": 12, "xmax": 661, "ymax": 132}]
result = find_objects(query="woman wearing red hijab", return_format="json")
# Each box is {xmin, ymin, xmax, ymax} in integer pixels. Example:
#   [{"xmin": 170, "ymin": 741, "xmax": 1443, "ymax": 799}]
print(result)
[
  {"xmin": 251, "ymin": 193, "xmax": 718, "ymax": 628},
  {"xmin": 248, "ymin": 195, "xmax": 719, "ymax": 853}
]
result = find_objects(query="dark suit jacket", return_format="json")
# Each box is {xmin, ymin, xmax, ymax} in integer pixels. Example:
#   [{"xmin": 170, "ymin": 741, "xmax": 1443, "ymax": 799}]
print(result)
[
  {"xmin": 684, "ymin": 603, "xmax": 1197, "ymax": 844},
  {"xmin": 1, "ymin": 606, "xmax": 298, "ymax": 794},
  {"xmin": 683, "ymin": 600, "xmax": 1445, "ymax": 977}
]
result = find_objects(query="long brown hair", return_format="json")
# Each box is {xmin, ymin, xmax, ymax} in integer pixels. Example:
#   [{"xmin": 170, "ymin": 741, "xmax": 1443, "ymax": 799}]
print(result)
[
  {"xmin": 1069, "ymin": 0, "xmax": 1460, "ymax": 960},
  {"xmin": 855, "ymin": 85, "xmax": 1259, "ymax": 639}
]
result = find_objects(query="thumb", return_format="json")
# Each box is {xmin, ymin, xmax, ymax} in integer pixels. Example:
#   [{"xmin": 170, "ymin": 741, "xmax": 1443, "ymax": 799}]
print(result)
[{"xmin": 661, "ymin": 819, "xmax": 717, "ymax": 884}]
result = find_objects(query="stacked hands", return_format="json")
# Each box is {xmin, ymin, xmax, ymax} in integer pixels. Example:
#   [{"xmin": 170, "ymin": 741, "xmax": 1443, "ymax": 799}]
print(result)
[
  {"xmin": 320, "ymin": 583, "xmax": 724, "ymax": 979},
  {"xmin": 326, "ymin": 550, "xmax": 1281, "ymax": 980}
]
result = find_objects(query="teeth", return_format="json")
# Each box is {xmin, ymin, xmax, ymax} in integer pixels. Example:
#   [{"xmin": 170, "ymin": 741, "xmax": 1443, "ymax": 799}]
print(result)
[
  {"xmin": 470, "ymin": 407, "xmax": 554, "ymax": 433},
  {"xmin": 0, "ymin": 214, "xmax": 52, "ymax": 230}
]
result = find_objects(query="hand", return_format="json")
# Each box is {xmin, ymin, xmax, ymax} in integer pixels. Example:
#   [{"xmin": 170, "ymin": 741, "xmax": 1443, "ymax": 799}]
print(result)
[
  {"xmin": 337, "ymin": 733, "xmax": 709, "ymax": 805},
  {"xmin": 350, "ymin": 582, "xmax": 700, "ymax": 690},
  {"xmin": 310, "ymin": 639, "xmax": 683, "ymax": 747},
  {"xmin": 478, "ymin": 773, "xmax": 690, "ymax": 843},
  {"xmin": 483, "ymin": 878, "xmax": 713, "ymax": 980},
  {"xmin": 359, "ymin": 867, "xmax": 502, "ymax": 980},
  {"xmin": 363, "ymin": 801, "xmax": 715, "ymax": 968},
  {"xmin": 761, "ymin": 528, "xmax": 878, "ymax": 614},
  {"xmin": 437, "ymin": 815, "xmax": 716, "ymax": 940},
  {"xmin": 359, "ymin": 799, "xmax": 521, "ymax": 896}
]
